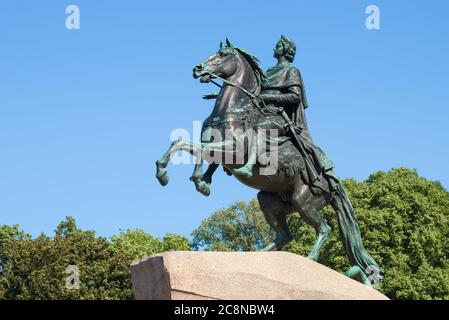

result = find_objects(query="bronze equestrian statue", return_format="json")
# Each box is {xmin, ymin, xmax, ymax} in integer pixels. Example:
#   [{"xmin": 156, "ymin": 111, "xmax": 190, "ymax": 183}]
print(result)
[{"xmin": 155, "ymin": 36, "xmax": 383, "ymax": 286}]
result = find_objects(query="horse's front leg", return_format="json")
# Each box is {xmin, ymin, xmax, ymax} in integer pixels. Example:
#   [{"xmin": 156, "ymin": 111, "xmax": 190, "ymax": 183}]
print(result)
[
  {"xmin": 155, "ymin": 139, "xmax": 200, "ymax": 186},
  {"xmin": 188, "ymin": 140, "xmax": 208, "ymax": 196},
  {"xmin": 155, "ymin": 138, "xmax": 211, "ymax": 195},
  {"xmin": 189, "ymin": 140, "xmax": 233, "ymax": 196},
  {"xmin": 156, "ymin": 139, "xmax": 177, "ymax": 186},
  {"xmin": 189, "ymin": 163, "xmax": 219, "ymax": 196},
  {"xmin": 202, "ymin": 163, "xmax": 219, "ymax": 184},
  {"xmin": 189, "ymin": 162, "xmax": 211, "ymax": 197}
]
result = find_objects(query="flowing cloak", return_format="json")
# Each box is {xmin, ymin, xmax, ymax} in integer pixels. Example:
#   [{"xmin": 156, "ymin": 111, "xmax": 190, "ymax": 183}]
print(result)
[{"xmin": 260, "ymin": 63, "xmax": 338, "ymax": 191}]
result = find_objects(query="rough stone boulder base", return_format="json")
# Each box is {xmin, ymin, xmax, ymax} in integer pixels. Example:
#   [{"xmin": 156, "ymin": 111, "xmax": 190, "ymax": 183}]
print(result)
[{"xmin": 130, "ymin": 251, "xmax": 388, "ymax": 300}]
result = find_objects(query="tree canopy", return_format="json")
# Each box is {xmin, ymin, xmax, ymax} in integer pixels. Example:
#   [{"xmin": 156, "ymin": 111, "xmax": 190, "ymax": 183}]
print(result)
[
  {"xmin": 191, "ymin": 168, "xmax": 449, "ymax": 299},
  {"xmin": 0, "ymin": 219, "xmax": 190, "ymax": 300},
  {"xmin": 1, "ymin": 168, "xmax": 448, "ymax": 299},
  {"xmin": 111, "ymin": 229, "xmax": 190, "ymax": 262},
  {"xmin": 191, "ymin": 199, "xmax": 274, "ymax": 252}
]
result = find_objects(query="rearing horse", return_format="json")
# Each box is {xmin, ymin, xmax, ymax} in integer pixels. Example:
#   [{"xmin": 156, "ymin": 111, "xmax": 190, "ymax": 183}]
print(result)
[{"xmin": 155, "ymin": 40, "xmax": 382, "ymax": 286}]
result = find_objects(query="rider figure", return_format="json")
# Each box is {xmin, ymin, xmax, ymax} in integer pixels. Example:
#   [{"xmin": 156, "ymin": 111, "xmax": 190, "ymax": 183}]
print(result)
[{"xmin": 234, "ymin": 35, "xmax": 313, "ymax": 177}]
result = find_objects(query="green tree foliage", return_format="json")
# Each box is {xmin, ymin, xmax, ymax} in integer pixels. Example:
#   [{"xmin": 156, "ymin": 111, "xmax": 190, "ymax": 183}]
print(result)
[
  {"xmin": 1, "ymin": 168, "xmax": 447, "ymax": 299},
  {"xmin": 111, "ymin": 229, "xmax": 163, "ymax": 262},
  {"xmin": 191, "ymin": 199, "xmax": 274, "ymax": 251},
  {"xmin": 110, "ymin": 229, "xmax": 190, "ymax": 262},
  {"xmin": 0, "ymin": 218, "xmax": 133, "ymax": 300},
  {"xmin": 0, "ymin": 224, "xmax": 31, "ymax": 270},
  {"xmin": 0, "ymin": 225, "xmax": 31, "ymax": 298},
  {"xmin": 162, "ymin": 233, "xmax": 190, "ymax": 252},
  {"xmin": 192, "ymin": 168, "xmax": 449, "ymax": 299},
  {"xmin": 0, "ymin": 225, "xmax": 31, "ymax": 245},
  {"xmin": 0, "ymin": 219, "xmax": 191, "ymax": 300}
]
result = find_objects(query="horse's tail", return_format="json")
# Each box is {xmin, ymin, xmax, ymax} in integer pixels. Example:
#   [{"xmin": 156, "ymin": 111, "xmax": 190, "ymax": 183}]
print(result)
[{"xmin": 331, "ymin": 179, "xmax": 384, "ymax": 285}]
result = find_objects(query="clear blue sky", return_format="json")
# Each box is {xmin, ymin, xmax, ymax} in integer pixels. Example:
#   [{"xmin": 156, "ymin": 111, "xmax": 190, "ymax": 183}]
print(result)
[{"xmin": 1, "ymin": 1, "xmax": 448, "ymax": 238}]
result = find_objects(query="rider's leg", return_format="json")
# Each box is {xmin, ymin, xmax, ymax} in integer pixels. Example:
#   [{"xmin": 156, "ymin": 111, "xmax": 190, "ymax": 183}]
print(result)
[
  {"xmin": 290, "ymin": 180, "xmax": 331, "ymax": 261},
  {"xmin": 233, "ymin": 131, "xmax": 257, "ymax": 177}
]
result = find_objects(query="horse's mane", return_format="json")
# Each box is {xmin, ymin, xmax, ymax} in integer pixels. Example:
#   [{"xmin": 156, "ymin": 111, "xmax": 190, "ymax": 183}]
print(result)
[{"xmin": 234, "ymin": 47, "xmax": 268, "ymax": 85}]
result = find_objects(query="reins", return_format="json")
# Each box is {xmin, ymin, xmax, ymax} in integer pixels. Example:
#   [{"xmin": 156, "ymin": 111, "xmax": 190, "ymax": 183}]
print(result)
[
  {"xmin": 207, "ymin": 71, "xmax": 259, "ymax": 101},
  {"xmin": 206, "ymin": 71, "xmax": 277, "ymax": 116}
]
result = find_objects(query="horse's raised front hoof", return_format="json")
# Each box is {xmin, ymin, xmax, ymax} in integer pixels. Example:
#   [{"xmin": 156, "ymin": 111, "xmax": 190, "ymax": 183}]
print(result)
[
  {"xmin": 156, "ymin": 162, "xmax": 169, "ymax": 186},
  {"xmin": 196, "ymin": 181, "xmax": 211, "ymax": 197},
  {"xmin": 202, "ymin": 174, "xmax": 212, "ymax": 184}
]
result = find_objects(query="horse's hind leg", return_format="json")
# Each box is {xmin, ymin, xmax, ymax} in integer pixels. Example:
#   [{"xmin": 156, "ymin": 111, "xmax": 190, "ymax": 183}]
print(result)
[
  {"xmin": 291, "ymin": 182, "xmax": 331, "ymax": 261},
  {"xmin": 258, "ymin": 191, "xmax": 293, "ymax": 251}
]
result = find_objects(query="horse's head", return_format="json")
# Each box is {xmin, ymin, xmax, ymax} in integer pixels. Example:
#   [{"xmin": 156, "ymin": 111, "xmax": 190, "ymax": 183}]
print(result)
[{"xmin": 193, "ymin": 38, "xmax": 242, "ymax": 83}]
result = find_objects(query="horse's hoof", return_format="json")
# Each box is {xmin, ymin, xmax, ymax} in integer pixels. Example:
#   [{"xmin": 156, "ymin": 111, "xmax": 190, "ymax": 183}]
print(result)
[
  {"xmin": 156, "ymin": 162, "xmax": 169, "ymax": 186},
  {"xmin": 202, "ymin": 174, "xmax": 212, "ymax": 184},
  {"xmin": 190, "ymin": 176, "xmax": 210, "ymax": 196},
  {"xmin": 260, "ymin": 243, "xmax": 277, "ymax": 251},
  {"xmin": 196, "ymin": 181, "xmax": 210, "ymax": 197},
  {"xmin": 345, "ymin": 266, "xmax": 373, "ymax": 287},
  {"xmin": 307, "ymin": 253, "xmax": 318, "ymax": 261},
  {"xmin": 156, "ymin": 170, "xmax": 169, "ymax": 186},
  {"xmin": 347, "ymin": 266, "xmax": 382, "ymax": 288}
]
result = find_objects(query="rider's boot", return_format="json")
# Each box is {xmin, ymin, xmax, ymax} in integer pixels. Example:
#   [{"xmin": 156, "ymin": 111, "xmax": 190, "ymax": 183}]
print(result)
[
  {"xmin": 233, "ymin": 163, "xmax": 255, "ymax": 178},
  {"xmin": 233, "ymin": 135, "xmax": 257, "ymax": 178}
]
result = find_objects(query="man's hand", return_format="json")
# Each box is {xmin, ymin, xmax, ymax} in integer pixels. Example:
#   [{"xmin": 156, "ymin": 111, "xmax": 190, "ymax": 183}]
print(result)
[{"xmin": 202, "ymin": 93, "xmax": 218, "ymax": 100}]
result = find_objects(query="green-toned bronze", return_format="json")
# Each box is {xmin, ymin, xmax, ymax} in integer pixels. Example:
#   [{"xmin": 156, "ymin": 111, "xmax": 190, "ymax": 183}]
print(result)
[{"xmin": 155, "ymin": 36, "xmax": 383, "ymax": 287}]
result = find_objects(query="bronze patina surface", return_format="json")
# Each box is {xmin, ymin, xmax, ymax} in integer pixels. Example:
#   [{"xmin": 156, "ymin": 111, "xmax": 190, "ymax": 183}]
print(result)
[{"xmin": 155, "ymin": 36, "xmax": 383, "ymax": 286}]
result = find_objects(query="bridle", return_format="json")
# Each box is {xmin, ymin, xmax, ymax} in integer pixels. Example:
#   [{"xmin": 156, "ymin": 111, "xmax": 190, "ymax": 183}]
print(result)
[
  {"xmin": 207, "ymin": 71, "xmax": 258, "ymax": 100},
  {"xmin": 204, "ymin": 71, "xmax": 278, "ymax": 116}
]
